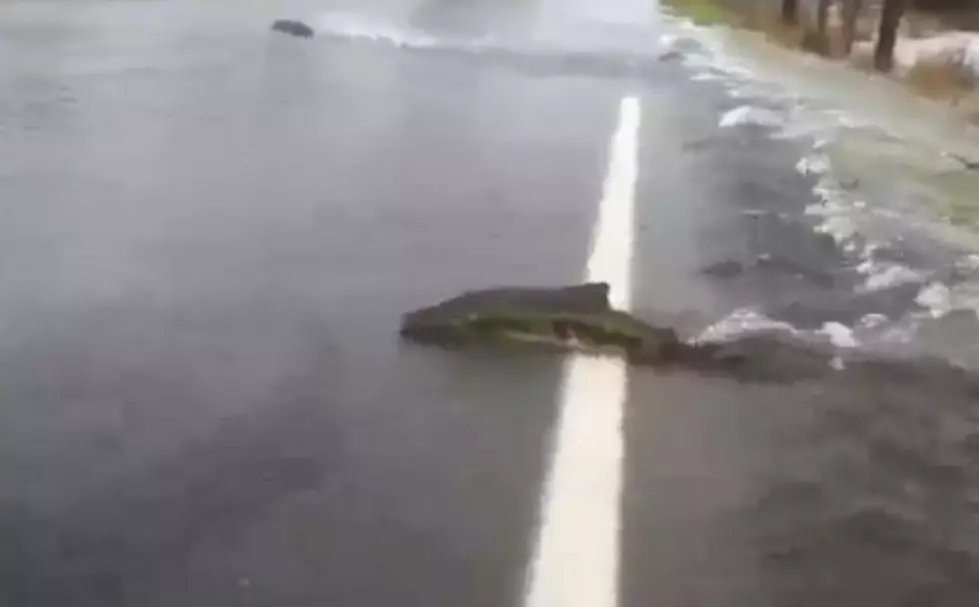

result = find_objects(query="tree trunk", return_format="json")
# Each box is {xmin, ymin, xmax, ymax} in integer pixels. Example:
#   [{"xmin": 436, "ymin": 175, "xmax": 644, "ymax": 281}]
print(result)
[
  {"xmin": 875, "ymin": 0, "xmax": 907, "ymax": 72},
  {"xmin": 782, "ymin": 0, "xmax": 799, "ymax": 25},
  {"xmin": 817, "ymin": 0, "xmax": 832, "ymax": 38},
  {"xmin": 814, "ymin": 0, "xmax": 833, "ymax": 54},
  {"xmin": 842, "ymin": 0, "xmax": 863, "ymax": 56}
]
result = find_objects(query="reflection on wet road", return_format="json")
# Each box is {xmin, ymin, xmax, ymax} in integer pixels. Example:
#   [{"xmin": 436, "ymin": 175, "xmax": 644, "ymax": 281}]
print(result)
[{"xmin": 1, "ymin": 0, "xmax": 979, "ymax": 606}]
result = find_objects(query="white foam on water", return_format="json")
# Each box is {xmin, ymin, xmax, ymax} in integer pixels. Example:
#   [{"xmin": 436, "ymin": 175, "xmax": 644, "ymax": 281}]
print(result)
[
  {"xmin": 957, "ymin": 254, "xmax": 979, "ymax": 272},
  {"xmin": 851, "ymin": 313, "xmax": 927, "ymax": 352},
  {"xmin": 799, "ymin": 164, "xmax": 933, "ymax": 298},
  {"xmin": 661, "ymin": 14, "xmax": 979, "ymax": 358},
  {"xmin": 814, "ymin": 213, "xmax": 861, "ymax": 245},
  {"xmin": 801, "ymin": 171, "xmax": 933, "ymax": 300},
  {"xmin": 914, "ymin": 281, "xmax": 979, "ymax": 320},
  {"xmin": 773, "ymin": 116, "xmax": 842, "ymax": 142},
  {"xmin": 820, "ymin": 321, "xmax": 859, "ymax": 348},
  {"xmin": 952, "ymin": 283, "xmax": 979, "ymax": 319},
  {"xmin": 858, "ymin": 262, "xmax": 928, "ymax": 293},
  {"xmin": 806, "ymin": 176, "xmax": 867, "ymax": 250},
  {"xmin": 691, "ymin": 71, "xmax": 722, "ymax": 81},
  {"xmin": 695, "ymin": 307, "xmax": 799, "ymax": 342},
  {"xmin": 726, "ymin": 84, "xmax": 771, "ymax": 99},
  {"xmin": 706, "ymin": 70, "xmax": 965, "ymax": 357},
  {"xmin": 859, "ymin": 313, "xmax": 890, "ymax": 329},
  {"xmin": 718, "ymin": 104, "xmax": 784, "ymax": 128},
  {"xmin": 877, "ymin": 321, "xmax": 921, "ymax": 345},
  {"xmin": 795, "ymin": 152, "xmax": 830, "ymax": 176},
  {"xmin": 695, "ymin": 307, "xmax": 866, "ymax": 350},
  {"xmin": 312, "ymin": 12, "xmax": 439, "ymax": 48},
  {"xmin": 311, "ymin": 9, "xmax": 673, "ymax": 79},
  {"xmin": 917, "ymin": 282, "xmax": 953, "ymax": 318}
]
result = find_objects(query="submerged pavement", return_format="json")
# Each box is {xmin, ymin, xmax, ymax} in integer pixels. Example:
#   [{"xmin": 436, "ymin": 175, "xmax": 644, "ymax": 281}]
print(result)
[{"xmin": 1, "ymin": 0, "xmax": 978, "ymax": 606}]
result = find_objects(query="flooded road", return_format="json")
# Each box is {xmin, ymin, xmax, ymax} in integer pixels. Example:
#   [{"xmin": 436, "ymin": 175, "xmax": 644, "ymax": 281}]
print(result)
[
  {"xmin": 675, "ymin": 15, "xmax": 979, "ymax": 365},
  {"xmin": 1, "ymin": 0, "xmax": 978, "ymax": 605}
]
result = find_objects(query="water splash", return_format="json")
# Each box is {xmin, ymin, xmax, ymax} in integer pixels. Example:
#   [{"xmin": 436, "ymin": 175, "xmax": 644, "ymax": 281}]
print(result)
[
  {"xmin": 718, "ymin": 104, "xmax": 784, "ymax": 128},
  {"xmin": 665, "ymin": 10, "xmax": 979, "ymax": 364},
  {"xmin": 308, "ymin": 11, "xmax": 675, "ymax": 80}
]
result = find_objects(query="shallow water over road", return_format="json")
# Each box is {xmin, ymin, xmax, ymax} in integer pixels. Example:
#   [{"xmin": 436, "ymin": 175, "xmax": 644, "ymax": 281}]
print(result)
[
  {"xmin": 1, "ymin": 1, "xmax": 979, "ymax": 606},
  {"xmin": 668, "ymin": 13, "xmax": 979, "ymax": 365}
]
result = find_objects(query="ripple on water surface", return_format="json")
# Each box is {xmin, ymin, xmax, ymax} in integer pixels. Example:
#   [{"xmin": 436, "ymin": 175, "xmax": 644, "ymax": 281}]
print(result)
[{"xmin": 661, "ymin": 12, "xmax": 979, "ymax": 367}]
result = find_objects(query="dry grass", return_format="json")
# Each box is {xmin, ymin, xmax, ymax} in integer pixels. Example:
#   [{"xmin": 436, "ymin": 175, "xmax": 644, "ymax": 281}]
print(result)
[
  {"xmin": 674, "ymin": 1, "xmax": 979, "ymax": 123},
  {"xmin": 906, "ymin": 61, "xmax": 972, "ymax": 101}
]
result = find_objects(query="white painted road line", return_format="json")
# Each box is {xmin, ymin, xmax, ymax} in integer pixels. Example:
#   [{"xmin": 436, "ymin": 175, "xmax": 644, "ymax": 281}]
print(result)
[{"xmin": 523, "ymin": 96, "xmax": 641, "ymax": 607}]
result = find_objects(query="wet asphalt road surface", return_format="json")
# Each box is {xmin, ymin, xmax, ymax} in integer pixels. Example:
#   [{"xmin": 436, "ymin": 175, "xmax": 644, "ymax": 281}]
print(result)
[{"xmin": 2, "ymin": 0, "xmax": 979, "ymax": 606}]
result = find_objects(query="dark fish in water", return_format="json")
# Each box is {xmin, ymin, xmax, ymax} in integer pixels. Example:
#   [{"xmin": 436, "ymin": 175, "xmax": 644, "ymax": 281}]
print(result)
[
  {"xmin": 271, "ymin": 19, "xmax": 315, "ymax": 39},
  {"xmin": 399, "ymin": 283, "xmax": 681, "ymax": 363},
  {"xmin": 399, "ymin": 283, "xmax": 979, "ymax": 388},
  {"xmin": 401, "ymin": 283, "xmax": 831, "ymax": 381},
  {"xmin": 398, "ymin": 282, "xmax": 835, "ymax": 381}
]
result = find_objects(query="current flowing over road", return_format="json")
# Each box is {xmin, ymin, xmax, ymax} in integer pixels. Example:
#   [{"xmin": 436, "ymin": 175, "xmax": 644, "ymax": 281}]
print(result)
[{"xmin": 3, "ymin": 0, "xmax": 979, "ymax": 606}]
